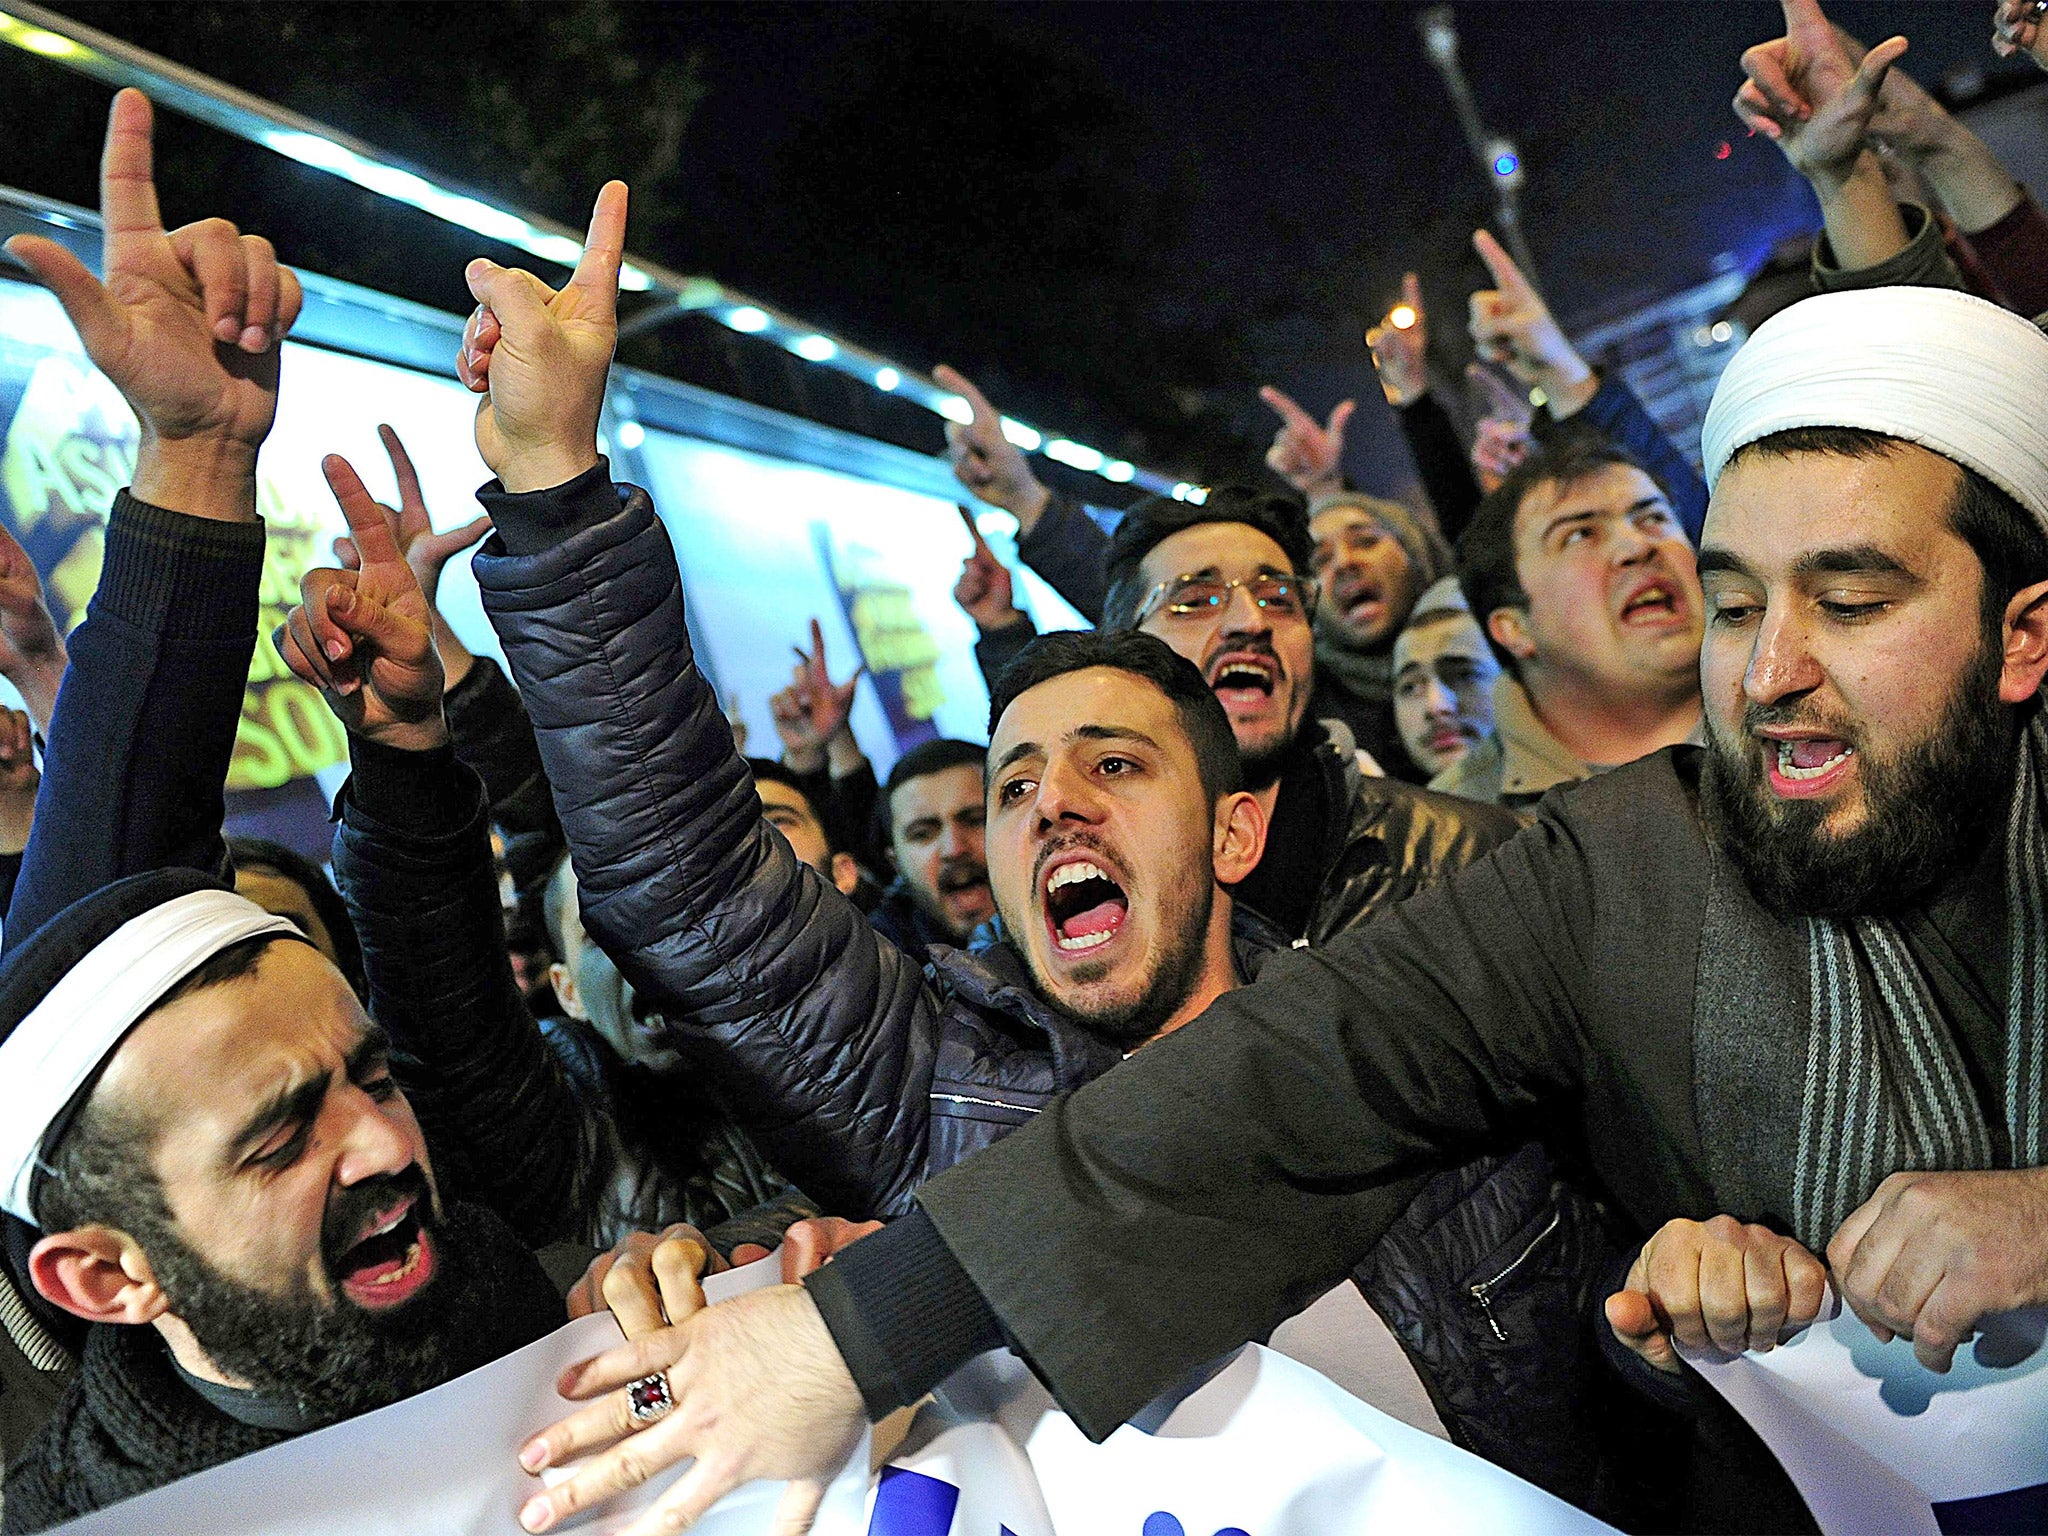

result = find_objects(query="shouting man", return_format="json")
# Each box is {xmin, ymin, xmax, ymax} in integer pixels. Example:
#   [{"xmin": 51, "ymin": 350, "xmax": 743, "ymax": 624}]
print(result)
[
  {"xmin": 514, "ymin": 288, "xmax": 2048, "ymax": 1536},
  {"xmin": 0, "ymin": 92, "xmax": 565, "ymax": 1530}
]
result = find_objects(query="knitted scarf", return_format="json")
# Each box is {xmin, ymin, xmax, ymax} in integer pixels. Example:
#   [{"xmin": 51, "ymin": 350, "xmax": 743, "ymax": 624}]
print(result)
[
  {"xmin": 1312, "ymin": 618, "xmax": 1395, "ymax": 714},
  {"xmin": 1695, "ymin": 710, "xmax": 2048, "ymax": 1252}
]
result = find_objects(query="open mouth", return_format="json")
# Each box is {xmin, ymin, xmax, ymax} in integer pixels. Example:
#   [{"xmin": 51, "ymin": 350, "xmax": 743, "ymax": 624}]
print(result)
[
  {"xmin": 1619, "ymin": 578, "xmax": 1684, "ymax": 626},
  {"xmin": 1427, "ymin": 724, "xmax": 1474, "ymax": 754},
  {"xmin": 1042, "ymin": 856, "xmax": 1130, "ymax": 955},
  {"xmin": 1335, "ymin": 581, "xmax": 1385, "ymax": 626},
  {"xmin": 1765, "ymin": 736, "xmax": 1855, "ymax": 797},
  {"xmin": 334, "ymin": 1199, "xmax": 435, "ymax": 1309},
  {"xmin": 1207, "ymin": 652, "xmax": 1278, "ymax": 709}
]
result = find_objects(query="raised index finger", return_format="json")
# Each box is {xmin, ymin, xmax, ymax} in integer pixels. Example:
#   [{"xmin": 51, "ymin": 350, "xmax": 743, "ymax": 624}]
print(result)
[
  {"xmin": 1258, "ymin": 384, "xmax": 1317, "ymax": 434},
  {"xmin": 1471, "ymin": 229, "xmax": 1534, "ymax": 300},
  {"xmin": 100, "ymin": 88, "xmax": 164, "ymax": 257},
  {"xmin": 957, "ymin": 504, "xmax": 995, "ymax": 557},
  {"xmin": 566, "ymin": 180, "xmax": 628, "ymax": 313},
  {"xmin": 933, "ymin": 364, "xmax": 997, "ymax": 429},
  {"xmin": 322, "ymin": 454, "xmax": 407, "ymax": 569}
]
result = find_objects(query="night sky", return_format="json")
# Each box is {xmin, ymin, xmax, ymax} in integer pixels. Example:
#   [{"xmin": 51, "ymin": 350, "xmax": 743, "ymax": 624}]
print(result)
[{"xmin": 0, "ymin": 2, "xmax": 2031, "ymax": 492}]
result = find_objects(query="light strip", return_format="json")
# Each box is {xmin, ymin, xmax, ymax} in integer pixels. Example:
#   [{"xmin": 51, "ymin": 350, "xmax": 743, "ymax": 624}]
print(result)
[{"xmin": 0, "ymin": 1, "xmax": 1197, "ymax": 500}]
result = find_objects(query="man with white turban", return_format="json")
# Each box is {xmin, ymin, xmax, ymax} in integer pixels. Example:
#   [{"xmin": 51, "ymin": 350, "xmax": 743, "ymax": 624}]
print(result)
[{"xmin": 507, "ymin": 282, "xmax": 2048, "ymax": 1536}]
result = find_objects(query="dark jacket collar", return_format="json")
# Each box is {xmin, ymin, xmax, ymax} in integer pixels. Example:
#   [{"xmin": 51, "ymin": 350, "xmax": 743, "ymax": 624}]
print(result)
[{"xmin": 931, "ymin": 906, "xmax": 1291, "ymax": 1091}]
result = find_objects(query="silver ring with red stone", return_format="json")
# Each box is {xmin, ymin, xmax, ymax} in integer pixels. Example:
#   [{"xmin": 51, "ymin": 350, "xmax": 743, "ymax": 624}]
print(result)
[{"xmin": 626, "ymin": 1371, "xmax": 675, "ymax": 1426}]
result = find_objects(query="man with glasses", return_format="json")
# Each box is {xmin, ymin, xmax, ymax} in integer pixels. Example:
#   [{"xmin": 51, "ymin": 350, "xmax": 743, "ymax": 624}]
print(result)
[{"xmin": 1099, "ymin": 488, "xmax": 1519, "ymax": 944}]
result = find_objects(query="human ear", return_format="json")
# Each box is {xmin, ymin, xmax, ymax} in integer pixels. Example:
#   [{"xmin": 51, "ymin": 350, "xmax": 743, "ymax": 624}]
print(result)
[
  {"xmin": 1212, "ymin": 791, "xmax": 1268, "ymax": 885},
  {"xmin": 548, "ymin": 960, "xmax": 587, "ymax": 1022},
  {"xmin": 29, "ymin": 1226, "xmax": 168, "ymax": 1326},
  {"xmin": 830, "ymin": 851, "xmax": 861, "ymax": 897},
  {"xmin": 1486, "ymin": 606, "xmax": 1537, "ymax": 663},
  {"xmin": 1998, "ymin": 578, "xmax": 2048, "ymax": 704}
]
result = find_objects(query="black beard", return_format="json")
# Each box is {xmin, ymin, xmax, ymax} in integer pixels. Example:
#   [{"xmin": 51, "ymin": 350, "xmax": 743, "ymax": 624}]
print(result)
[
  {"xmin": 1701, "ymin": 635, "xmax": 2013, "ymax": 919},
  {"xmin": 1017, "ymin": 845, "xmax": 1218, "ymax": 1050},
  {"xmin": 142, "ymin": 1169, "xmax": 478, "ymax": 1426},
  {"xmin": 1054, "ymin": 876, "xmax": 1216, "ymax": 1050},
  {"xmin": 1240, "ymin": 734, "xmax": 1293, "ymax": 792}
]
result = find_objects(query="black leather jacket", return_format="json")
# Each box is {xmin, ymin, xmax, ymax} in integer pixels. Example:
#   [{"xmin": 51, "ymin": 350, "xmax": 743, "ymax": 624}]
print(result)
[
  {"xmin": 1284, "ymin": 717, "xmax": 1523, "ymax": 945},
  {"xmin": 473, "ymin": 471, "xmax": 1653, "ymax": 1522}
]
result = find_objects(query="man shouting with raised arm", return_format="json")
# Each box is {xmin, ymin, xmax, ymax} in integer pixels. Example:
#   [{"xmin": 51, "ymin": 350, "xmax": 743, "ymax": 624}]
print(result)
[
  {"xmin": 508, "ymin": 286, "xmax": 2048, "ymax": 1536},
  {"xmin": 0, "ymin": 93, "xmax": 576, "ymax": 1530}
]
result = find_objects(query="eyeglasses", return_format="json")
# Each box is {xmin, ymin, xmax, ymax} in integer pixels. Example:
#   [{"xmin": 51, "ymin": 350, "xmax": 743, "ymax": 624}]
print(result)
[{"xmin": 1133, "ymin": 571, "xmax": 1319, "ymax": 625}]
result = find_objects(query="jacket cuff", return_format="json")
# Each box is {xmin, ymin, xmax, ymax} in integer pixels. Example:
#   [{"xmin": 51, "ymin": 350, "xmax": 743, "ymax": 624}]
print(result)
[
  {"xmin": 803, "ymin": 1207, "xmax": 1004, "ymax": 1420},
  {"xmin": 341, "ymin": 734, "xmax": 482, "ymax": 839},
  {"xmin": 974, "ymin": 616, "xmax": 1040, "ymax": 691},
  {"xmin": 442, "ymin": 651, "xmax": 512, "ymax": 731},
  {"xmin": 1811, "ymin": 202, "xmax": 1965, "ymax": 294},
  {"xmin": 97, "ymin": 491, "xmax": 265, "ymax": 642},
  {"xmin": 1532, "ymin": 370, "xmax": 1613, "ymax": 440},
  {"xmin": 1016, "ymin": 491, "xmax": 1084, "ymax": 566},
  {"xmin": 475, "ymin": 459, "xmax": 620, "ymax": 557}
]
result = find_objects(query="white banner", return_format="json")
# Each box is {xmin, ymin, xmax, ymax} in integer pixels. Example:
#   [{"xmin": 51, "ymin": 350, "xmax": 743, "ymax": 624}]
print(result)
[
  {"xmin": 52, "ymin": 1254, "xmax": 1613, "ymax": 1536},
  {"xmin": 1679, "ymin": 1287, "xmax": 2048, "ymax": 1535}
]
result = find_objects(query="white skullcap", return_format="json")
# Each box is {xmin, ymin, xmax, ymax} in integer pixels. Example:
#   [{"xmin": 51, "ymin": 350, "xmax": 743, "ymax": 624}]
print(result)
[
  {"xmin": 1701, "ymin": 287, "xmax": 2048, "ymax": 533},
  {"xmin": 0, "ymin": 886, "xmax": 298, "ymax": 1222}
]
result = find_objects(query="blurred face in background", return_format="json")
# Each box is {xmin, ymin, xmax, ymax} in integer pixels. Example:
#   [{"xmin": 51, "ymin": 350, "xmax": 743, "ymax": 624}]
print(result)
[
  {"xmin": 757, "ymin": 778, "xmax": 859, "ymax": 896},
  {"xmin": 1393, "ymin": 609, "xmax": 1499, "ymax": 776},
  {"xmin": 1135, "ymin": 522, "xmax": 1316, "ymax": 783},
  {"xmin": 1308, "ymin": 504, "xmax": 1422, "ymax": 650},
  {"xmin": 545, "ymin": 862, "xmax": 684, "ymax": 1073},
  {"xmin": 888, "ymin": 764, "xmax": 993, "ymax": 942}
]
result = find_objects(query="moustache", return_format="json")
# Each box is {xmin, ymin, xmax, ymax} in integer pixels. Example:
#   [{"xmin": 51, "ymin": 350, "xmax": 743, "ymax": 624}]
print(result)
[{"xmin": 320, "ymin": 1164, "xmax": 433, "ymax": 1273}]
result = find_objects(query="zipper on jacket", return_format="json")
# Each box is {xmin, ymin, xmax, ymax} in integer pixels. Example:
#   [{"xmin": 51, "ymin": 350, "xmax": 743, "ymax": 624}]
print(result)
[
  {"xmin": 929, "ymin": 1092, "xmax": 1044, "ymax": 1116},
  {"xmin": 1466, "ymin": 1209, "xmax": 1562, "ymax": 1344}
]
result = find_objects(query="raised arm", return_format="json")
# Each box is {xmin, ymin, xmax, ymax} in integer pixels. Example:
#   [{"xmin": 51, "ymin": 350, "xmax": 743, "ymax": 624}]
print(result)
[
  {"xmin": 460, "ymin": 186, "xmax": 943, "ymax": 1218},
  {"xmin": 2, "ymin": 89, "xmax": 300, "ymax": 946},
  {"xmin": 1469, "ymin": 231, "xmax": 1708, "ymax": 541},
  {"xmin": 937, "ymin": 364, "xmax": 1109, "ymax": 623},
  {"xmin": 1733, "ymin": 0, "xmax": 1941, "ymax": 284}
]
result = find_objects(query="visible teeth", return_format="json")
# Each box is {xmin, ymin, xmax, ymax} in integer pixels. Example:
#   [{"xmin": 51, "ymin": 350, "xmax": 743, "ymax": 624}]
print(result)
[
  {"xmin": 367, "ymin": 1242, "xmax": 422, "ymax": 1286},
  {"xmin": 1216, "ymin": 664, "xmax": 1269, "ymax": 685},
  {"xmin": 1776, "ymin": 740, "xmax": 1853, "ymax": 780},
  {"xmin": 366, "ymin": 1209, "xmax": 407, "ymax": 1240},
  {"xmin": 1056, "ymin": 929, "xmax": 1115, "ymax": 952},
  {"xmin": 1048, "ymin": 860, "xmax": 1107, "ymax": 892}
]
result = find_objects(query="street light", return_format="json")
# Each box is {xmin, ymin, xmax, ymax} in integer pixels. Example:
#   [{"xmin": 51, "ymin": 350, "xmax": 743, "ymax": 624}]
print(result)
[{"xmin": 1417, "ymin": 6, "xmax": 1539, "ymax": 281}]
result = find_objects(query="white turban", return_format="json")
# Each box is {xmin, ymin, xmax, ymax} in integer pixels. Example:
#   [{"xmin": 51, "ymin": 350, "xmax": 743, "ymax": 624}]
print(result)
[
  {"xmin": 0, "ymin": 887, "xmax": 298, "ymax": 1222},
  {"xmin": 1700, "ymin": 287, "xmax": 2048, "ymax": 533}
]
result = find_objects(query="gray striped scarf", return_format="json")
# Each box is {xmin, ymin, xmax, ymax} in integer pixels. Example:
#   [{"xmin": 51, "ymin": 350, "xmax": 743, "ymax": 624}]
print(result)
[{"xmin": 1697, "ymin": 708, "xmax": 2048, "ymax": 1253}]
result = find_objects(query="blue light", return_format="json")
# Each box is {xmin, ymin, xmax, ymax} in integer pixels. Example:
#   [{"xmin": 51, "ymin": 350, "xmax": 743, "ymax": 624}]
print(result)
[
  {"xmin": 725, "ymin": 305, "xmax": 770, "ymax": 333},
  {"xmin": 1492, "ymin": 152, "xmax": 1519, "ymax": 178}
]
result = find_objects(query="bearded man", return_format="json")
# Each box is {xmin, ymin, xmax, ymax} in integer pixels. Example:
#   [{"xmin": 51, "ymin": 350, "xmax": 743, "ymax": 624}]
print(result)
[
  {"xmin": 512, "ymin": 286, "xmax": 2048, "ymax": 1536},
  {"xmin": 0, "ymin": 92, "xmax": 571, "ymax": 1530}
]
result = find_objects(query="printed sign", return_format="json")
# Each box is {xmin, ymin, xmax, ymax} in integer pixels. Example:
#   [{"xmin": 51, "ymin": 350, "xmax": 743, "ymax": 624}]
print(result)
[
  {"xmin": 51, "ymin": 1254, "xmax": 1612, "ymax": 1536},
  {"xmin": 1680, "ymin": 1287, "xmax": 2048, "ymax": 1535}
]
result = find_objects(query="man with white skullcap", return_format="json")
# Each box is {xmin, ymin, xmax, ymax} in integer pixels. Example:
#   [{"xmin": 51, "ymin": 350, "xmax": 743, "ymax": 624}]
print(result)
[
  {"xmin": 0, "ymin": 93, "xmax": 564, "ymax": 1531},
  {"xmin": 508, "ymin": 284, "xmax": 2048, "ymax": 1536}
]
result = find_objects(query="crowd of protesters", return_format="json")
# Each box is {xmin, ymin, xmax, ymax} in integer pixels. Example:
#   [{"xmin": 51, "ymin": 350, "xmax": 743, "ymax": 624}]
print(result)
[{"xmin": 1, "ymin": 1, "xmax": 2047, "ymax": 1532}]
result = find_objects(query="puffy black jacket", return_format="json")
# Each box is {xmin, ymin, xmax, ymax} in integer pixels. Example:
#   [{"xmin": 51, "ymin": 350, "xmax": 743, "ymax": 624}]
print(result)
[{"xmin": 473, "ymin": 471, "xmax": 1657, "ymax": 1521}]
